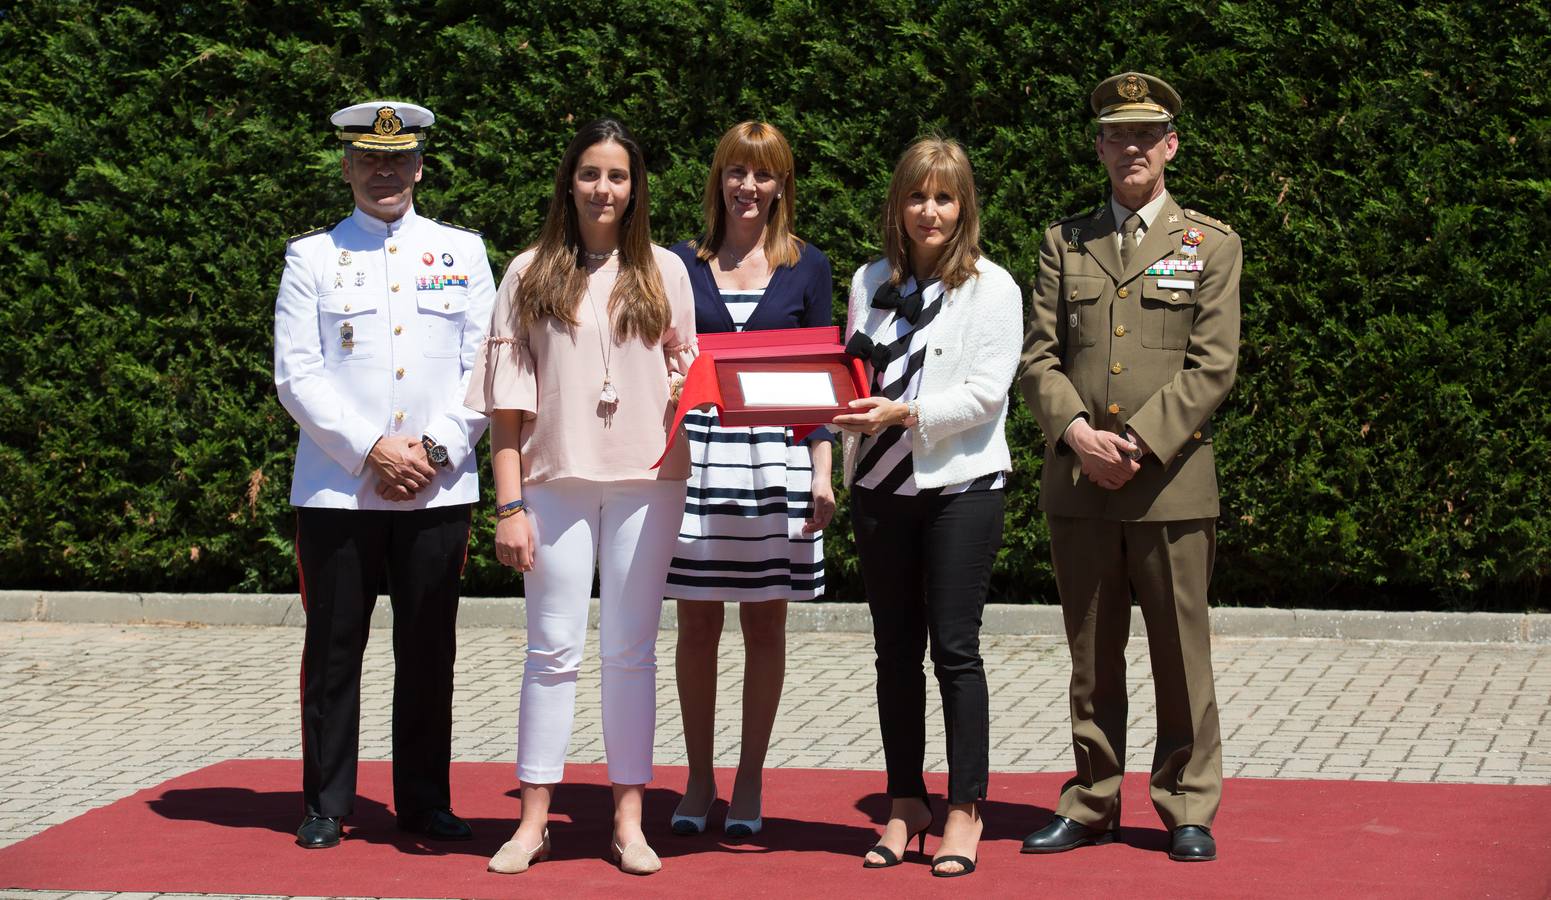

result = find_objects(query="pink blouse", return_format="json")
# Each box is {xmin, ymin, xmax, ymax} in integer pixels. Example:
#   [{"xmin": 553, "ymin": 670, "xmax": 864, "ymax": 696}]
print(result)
[{"xmin": 464, "ymin": 244, "xmax": 697, "ymax": 482}]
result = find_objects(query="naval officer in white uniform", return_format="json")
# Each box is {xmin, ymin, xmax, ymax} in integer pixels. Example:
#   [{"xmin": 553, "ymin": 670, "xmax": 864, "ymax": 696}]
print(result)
[{"xmin": 274, "ymin": 100, "xmax": 496, "ymax": 849}]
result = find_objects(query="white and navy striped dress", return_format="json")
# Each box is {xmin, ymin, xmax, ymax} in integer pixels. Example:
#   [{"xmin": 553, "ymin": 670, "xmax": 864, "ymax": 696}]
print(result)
[
  {"xmin": 666, "ymin": 289, "xmax": 825, "ymax": 602},
  {"xmin": 853, "ymin": 277, "xmax": 1005, "ymax": 495}
]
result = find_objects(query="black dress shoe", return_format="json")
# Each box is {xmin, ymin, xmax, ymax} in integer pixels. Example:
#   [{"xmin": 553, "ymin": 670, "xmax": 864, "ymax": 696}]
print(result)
[
  {"xmin": 1169, "ymin": 825, "xmax": 1216, "ymax": 861},
  {"xmin": 1020, "ymin": 815, "xmax": 1117, "ymax": 854},
  {"xmin": 296, "ymin": 815, "xmax": 342, "ymax": 849},
  {"xmin": 397, "ymin": 807, "xmax": 474, "ymax": 841}
]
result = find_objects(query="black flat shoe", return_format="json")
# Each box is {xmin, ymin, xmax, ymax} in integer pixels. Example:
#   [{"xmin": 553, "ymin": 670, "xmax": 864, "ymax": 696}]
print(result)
[
  {"xmin": 1020, "ymin": 815, "xmax": 1117, "ymax": 854},
  {"xmin": 397, "ymin": 808, "xmax": 474, "ymax": 841},
  {"xmin": 863, "ymin": 799, "xmax": 934, "ymax": 869},
  {"xmin": 296, "ymin": 815, "xmax": 341, "ymax": 849},
  {"xmin": 1169, "ymin": 825, "xmax": 1216, "ymax": 861}
]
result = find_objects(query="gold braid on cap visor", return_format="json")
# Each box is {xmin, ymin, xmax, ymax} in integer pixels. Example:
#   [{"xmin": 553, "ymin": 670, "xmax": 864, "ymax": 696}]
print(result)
[
  {"xmin": 336, "ymin": 130, "xmax": 426, "ymax": 149},
  {"xmin": 1097, "ymin": 101, "xmax": 1172, "ymax": 119}
]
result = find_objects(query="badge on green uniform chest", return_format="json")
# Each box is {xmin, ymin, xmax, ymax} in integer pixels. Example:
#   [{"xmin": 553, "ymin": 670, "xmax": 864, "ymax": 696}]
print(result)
[{"xmin": 1145, "ymin": 258, "xmax": 1203, "ymax": 275}]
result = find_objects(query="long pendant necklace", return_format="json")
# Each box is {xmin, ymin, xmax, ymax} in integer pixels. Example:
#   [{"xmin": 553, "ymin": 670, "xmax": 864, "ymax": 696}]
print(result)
[{"xmin": 585, "ymin": 280, "xmax": 618, "ymax": 406}]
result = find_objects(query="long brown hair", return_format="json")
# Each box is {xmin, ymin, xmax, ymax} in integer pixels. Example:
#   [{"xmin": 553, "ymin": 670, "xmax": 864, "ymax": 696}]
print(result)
[
  {"xmin": 694, "ymin": 121, "xmax": 803, "ymax": 268},
  {"xmin": 518, "ymin": 118, "xmax": 669, "ymax": 343},
  {"xmin": 881, "ymin": 137, "xmax": 982, "ymax": 289}
]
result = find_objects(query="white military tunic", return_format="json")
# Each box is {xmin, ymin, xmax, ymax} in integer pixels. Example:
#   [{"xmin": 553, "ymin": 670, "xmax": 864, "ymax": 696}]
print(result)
[{"xmin": 274, "ymin": 204, "xmax": 496, "ymax": 509}]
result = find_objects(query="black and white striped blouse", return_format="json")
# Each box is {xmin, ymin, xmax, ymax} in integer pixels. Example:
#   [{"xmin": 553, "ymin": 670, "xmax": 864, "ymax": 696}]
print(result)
[{"xmin": 852, "ymin": 277, "xmax": 1006, "ymax": 497}]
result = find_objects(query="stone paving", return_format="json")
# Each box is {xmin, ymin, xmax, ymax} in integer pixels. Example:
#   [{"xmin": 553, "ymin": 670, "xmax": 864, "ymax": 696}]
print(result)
[{"xmin": 1, "ymin": 621, "xmax": 1549, "ymax": 898}]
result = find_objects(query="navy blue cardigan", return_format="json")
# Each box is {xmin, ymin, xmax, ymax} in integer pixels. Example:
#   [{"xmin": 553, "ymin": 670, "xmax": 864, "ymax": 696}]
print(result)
[{"xmin": 668, "ymin": 239, "xmax": 834, "ymax": 335}]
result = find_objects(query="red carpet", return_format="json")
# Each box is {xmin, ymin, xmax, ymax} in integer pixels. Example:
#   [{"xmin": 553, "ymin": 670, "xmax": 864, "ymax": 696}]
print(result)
[{"xmin": 1, "ymin": 760, "xmax": 1547, "ymax": 899}]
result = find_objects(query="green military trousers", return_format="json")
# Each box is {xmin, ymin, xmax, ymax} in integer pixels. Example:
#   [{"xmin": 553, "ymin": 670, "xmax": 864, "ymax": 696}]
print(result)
[{"xmin": 1046, "ymin": 515, "xmax": 1223, "ymax": 831}]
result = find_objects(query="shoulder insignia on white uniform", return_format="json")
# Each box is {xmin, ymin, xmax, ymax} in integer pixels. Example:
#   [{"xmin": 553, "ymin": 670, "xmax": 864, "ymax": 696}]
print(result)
[
  {"xmin": 1182, "ymin": 209, "xmax": 1232, "ymax": 233},
  {"xmin": 286, "ymin": 223, "xmax": 336, "ymax": 245},
  {"xmin": 428, "ymin": 217, "xmax": 483, "ymax": 236}
]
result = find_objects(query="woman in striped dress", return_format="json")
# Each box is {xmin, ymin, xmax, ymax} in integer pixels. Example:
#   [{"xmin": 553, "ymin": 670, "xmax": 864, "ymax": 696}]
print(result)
[
  {"xmin": 833, "ymin": 137, "xmax": 1022, "ymax": 877},
  {"xmin": 665, "ymin": 122, "xmax": 836, "ymax": 838}
]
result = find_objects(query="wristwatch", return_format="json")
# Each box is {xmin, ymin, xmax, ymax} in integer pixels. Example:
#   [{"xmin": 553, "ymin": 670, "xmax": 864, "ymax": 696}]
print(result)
[{"xmin": 421, "ymin": 435, "xmax": 450, "ymax": 468}]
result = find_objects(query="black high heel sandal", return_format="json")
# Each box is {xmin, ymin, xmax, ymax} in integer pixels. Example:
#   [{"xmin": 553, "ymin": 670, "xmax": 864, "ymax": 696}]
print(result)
[
  {"xmin": 930, "ymin": 804, "xmax": 982, "ymax": 878},
  {"xmin": 862, "ymin": 798, "xmax": 934, "ymax": 869}
]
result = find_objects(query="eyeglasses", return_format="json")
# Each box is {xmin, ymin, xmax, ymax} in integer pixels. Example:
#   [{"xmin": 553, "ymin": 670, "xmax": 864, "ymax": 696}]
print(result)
[{"xmin": 1102, "ymin": 126, "xmax": 1169, "ymax": 146}]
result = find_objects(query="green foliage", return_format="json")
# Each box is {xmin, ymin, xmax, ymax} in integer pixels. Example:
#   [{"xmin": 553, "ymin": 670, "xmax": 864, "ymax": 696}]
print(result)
[{"xmin": 1, "ymin": 0, "xmax": 1546, "ymax": 609}]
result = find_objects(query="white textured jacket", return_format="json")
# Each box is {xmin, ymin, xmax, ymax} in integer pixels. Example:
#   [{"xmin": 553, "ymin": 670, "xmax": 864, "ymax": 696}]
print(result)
[{"xmin": 842, "ymin": 256, "xmax": 1023, "ymax": 489}]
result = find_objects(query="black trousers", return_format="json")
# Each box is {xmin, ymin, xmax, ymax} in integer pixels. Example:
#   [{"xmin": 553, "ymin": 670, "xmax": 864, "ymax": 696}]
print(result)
[
  {"xmin": 852, "ymin": 486, "xmax": 1004, "ymax": 804},
  {"xmin": 295, "ymin": 504, "xmax": 471, "ymax": 818}
]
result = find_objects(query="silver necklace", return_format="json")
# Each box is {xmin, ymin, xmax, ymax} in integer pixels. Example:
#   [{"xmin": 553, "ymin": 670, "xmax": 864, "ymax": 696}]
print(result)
[
  {"xmin": 723, "ymin": 245, "xmax": 763, "ymax": 270},
  {"xmin": 585, "ymin": 281, "xmax": 618, "ymax": 405},
  {"xmin": 583, "ymin": 247, "xmax": 617, "ymax": 262}
]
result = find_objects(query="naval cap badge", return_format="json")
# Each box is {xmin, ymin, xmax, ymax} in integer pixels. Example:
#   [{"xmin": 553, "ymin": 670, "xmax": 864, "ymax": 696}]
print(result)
[{"xmin": 373, "ymin": 106, "xmax": 404, "ymax": 137}]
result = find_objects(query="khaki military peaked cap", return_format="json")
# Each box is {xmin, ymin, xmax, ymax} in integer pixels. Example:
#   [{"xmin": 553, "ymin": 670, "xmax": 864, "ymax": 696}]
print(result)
[{"xmin": 1091, "ymin": 72, "xmax": 1181, "ymax": 124}]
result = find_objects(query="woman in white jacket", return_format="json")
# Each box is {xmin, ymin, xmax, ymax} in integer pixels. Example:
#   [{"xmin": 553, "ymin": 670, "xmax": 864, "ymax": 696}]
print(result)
[{"xmin": 833, "ymin": 137, "xmax": 1022, "ymax": 879}]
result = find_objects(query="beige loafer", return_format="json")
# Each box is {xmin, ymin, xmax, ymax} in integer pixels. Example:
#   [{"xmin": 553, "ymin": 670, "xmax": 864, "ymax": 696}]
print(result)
[
  {"xmin": 488, "ymin": 828, "xmax": 550, "ymax": 874},
  {"xmin": 609, "ymin": 839, "xmax": 662, "ymax": 875}
]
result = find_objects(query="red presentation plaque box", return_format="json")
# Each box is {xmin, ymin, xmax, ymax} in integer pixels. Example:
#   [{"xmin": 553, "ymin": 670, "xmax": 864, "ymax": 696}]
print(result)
[
  {"xmin": 688, "ymin": 326, "xmax": 868, "ymax": 427},
  {"xmin": 656, "ymin": 326, "xmax": 867, "ymax": 467}
]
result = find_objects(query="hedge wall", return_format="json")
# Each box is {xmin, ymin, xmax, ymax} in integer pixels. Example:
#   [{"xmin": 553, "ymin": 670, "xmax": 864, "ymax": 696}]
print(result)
[{"xmin": 1, "ymin": 0, "xmax": 1547, "ymax": 609}]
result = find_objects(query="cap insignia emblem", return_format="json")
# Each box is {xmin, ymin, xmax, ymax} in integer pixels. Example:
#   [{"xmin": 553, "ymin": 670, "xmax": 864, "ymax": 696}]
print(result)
[
  {"xmin": 373, "ymin": 106, "xmax": 404, "ymax": 137},
  {"xmin": 1118, "ymin": 75, "xmax": 1148, "ymax": 102}
]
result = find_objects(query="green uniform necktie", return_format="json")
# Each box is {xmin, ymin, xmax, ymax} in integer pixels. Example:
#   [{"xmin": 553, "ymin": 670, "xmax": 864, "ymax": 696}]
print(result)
[{"xmin": 1120, "ymin": 213, "xmax": 1142, "ymax": 270}]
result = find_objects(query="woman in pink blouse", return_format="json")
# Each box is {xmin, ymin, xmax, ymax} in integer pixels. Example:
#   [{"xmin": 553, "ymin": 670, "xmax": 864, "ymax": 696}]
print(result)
[{"xmin": 465, "ymin": 118, "xmax": 696, "ymax": 877}]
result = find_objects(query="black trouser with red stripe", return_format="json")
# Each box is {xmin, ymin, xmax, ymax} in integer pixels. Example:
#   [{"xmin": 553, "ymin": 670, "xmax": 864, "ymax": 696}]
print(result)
[{"xmin": 295, "ymin": 504, "xmax": 471, "ymax": 819}]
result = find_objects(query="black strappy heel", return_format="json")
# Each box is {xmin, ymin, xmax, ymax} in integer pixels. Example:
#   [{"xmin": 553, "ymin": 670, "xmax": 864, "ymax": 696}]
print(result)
[
  {"xmin": 930, "ymin": 854, "xmax": 977, "ymax": 877},
  {"xmin": 930, "ymin": 804, "xmax": 982, "ymax": 877},
  {"xmin": 862, "ymin": 798, "xmax": 933, "ymax": 868}
]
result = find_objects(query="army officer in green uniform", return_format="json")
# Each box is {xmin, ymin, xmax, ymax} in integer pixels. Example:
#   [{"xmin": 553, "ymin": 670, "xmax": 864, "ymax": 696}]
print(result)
[{"xmin": 1017, "ymin": 72, "xmax": 1241, "ymax": 862}]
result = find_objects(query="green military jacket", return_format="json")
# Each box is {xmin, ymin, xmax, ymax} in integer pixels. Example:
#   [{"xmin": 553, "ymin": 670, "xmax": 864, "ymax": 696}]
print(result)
[{"xmin": 1017, "ymin": 193, "xmax": 1242, "ymax": 521}]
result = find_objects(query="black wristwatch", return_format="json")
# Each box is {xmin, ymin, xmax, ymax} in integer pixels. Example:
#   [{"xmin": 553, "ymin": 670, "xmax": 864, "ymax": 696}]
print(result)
[{"xmin": 421, "ymin": 434, "xmax": 450, "ymax": 468}]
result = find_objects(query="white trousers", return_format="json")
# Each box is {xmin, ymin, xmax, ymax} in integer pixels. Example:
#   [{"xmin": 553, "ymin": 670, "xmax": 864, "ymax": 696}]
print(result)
[{"xmin": 517, "ymin": 477, "xmax": 686, "ymax": 785}]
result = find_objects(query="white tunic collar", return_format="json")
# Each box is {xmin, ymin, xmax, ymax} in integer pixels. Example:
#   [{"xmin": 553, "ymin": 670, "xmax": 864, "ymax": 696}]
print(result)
[{"xmin": 349, "ymin": 203, "xmax": 418, "ymax": 237}]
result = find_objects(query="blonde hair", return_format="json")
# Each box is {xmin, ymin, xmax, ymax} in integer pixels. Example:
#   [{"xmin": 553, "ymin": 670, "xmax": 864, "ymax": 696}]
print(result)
[
  {"xmin": 881, "ymin": 137, "xmax": 981, "ymax": 290},
  {"xmin": 518, "ymin": 119, "xmax": 669, "ymax": 343},
  {"xmin": 694, "ymin": 121, "xmax": 804, "ymax": 269}
]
